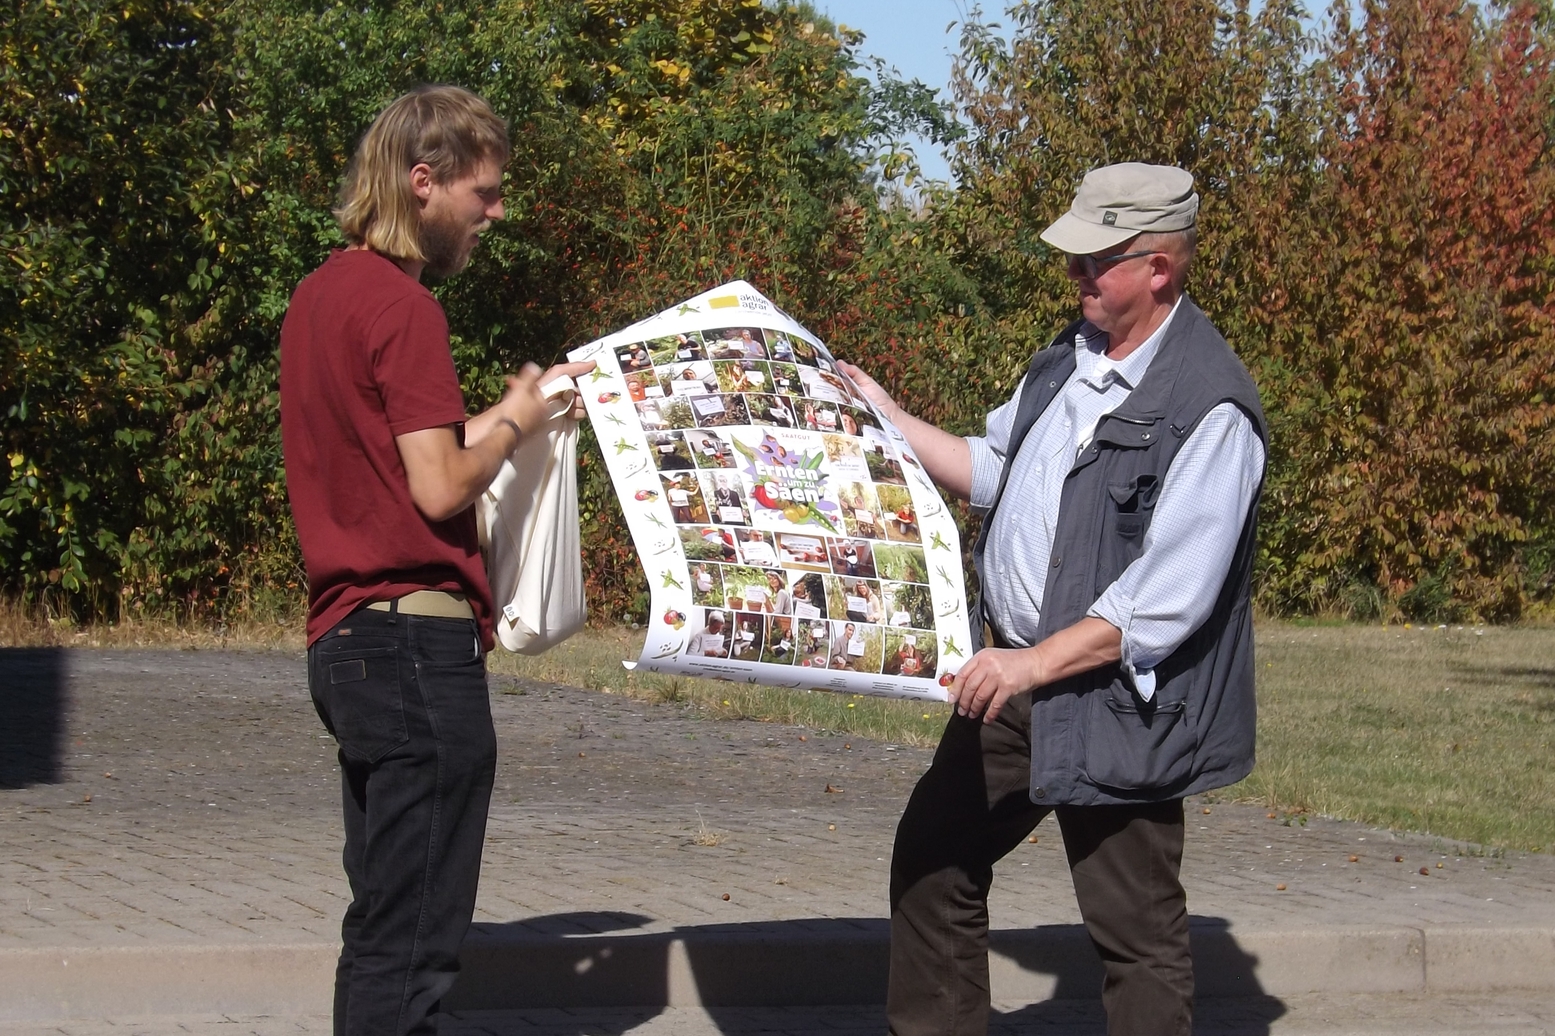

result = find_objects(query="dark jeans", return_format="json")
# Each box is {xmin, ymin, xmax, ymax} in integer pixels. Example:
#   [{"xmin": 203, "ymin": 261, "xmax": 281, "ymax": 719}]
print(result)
[
  {"xmin": 308, "ymin": 607, "xmax": 497, "ymax": 1036},
  {"xmin": 887, "ymin": 694, "xmax": 1192, "ymax": 1036}
]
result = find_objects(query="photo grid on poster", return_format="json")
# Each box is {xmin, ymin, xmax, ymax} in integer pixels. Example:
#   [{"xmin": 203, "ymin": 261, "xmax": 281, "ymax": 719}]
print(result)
[{"xmin": 571, "ymin": 282, "xmax": 970, "ymax": 701}]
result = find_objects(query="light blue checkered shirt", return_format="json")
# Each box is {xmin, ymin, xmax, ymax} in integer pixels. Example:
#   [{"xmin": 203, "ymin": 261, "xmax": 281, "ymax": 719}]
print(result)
[{"xmin": 966, "ymin": 300, "xmax": 1265, "ymax": 701}]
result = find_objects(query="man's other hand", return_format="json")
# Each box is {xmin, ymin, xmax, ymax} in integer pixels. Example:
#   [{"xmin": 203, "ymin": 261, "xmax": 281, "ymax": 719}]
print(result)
[
  {"xmin": 946, "ymin": 618, "xmax": 1124, "ymax": 724},
  {"xmin": 945, "ymin": 647, "xmax": 1043, "ymax": 724},
  {"xmin": 395, "ymin": 359, "xmax": 595, "ymax": 523}
]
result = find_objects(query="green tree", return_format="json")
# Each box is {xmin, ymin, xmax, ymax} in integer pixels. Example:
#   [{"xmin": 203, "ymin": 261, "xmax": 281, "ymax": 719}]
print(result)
[
  {"xmin": 3, "ymin": 0, "xmax": 963, "ymax": 623},
  {"xmin": 0, "ymin": 0, "xmax": 281, "ymax": 615}
]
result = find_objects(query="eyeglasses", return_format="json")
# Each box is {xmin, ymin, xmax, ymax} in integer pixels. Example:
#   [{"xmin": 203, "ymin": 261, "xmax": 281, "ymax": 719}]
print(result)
[{"xmin": 1070, "ymin": 250, "xmax": 1161, "ymax": 279}]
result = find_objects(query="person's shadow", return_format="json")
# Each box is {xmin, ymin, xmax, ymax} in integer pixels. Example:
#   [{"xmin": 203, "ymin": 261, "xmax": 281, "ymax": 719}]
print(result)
[
  {"xmin": 0, "ymin": 647, "xmax": 69, "ymax": 788},
  {"xmin": 989, "ymin": 915, "xmax": 1287, "ymax": 1033},
  {"xmin": 447, "ymin": 912, "xmax": 1285, "ymax": 1035}
]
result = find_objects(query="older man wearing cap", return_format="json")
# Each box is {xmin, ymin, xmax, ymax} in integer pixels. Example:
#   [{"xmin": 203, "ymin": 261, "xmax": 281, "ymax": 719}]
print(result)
[{"xmin": 839, "ymin": 163, "xmax": 1266, "ymax": 1036}]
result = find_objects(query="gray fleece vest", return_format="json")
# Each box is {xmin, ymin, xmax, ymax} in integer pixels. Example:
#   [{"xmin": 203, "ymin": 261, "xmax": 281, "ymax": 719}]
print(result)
[{"xmin": 972, "ymin": 297, "xmax": 1267, "ymax": 806}]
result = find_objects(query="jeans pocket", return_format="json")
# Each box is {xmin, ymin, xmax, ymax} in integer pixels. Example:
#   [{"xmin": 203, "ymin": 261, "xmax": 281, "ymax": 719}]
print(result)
[
  {"xmin": 410, "ymin": 618, "xmax": 482, "ymax": 667},
  {"xmin": 315, "ymin": 645, "xmax": 408, "ymax": 763}
]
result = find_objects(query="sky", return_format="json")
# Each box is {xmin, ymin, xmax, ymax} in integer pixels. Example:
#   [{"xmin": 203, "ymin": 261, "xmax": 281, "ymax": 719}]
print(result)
[{"xmin": 816, "ymin": 0, "xmax": 980, "ymax": 183}]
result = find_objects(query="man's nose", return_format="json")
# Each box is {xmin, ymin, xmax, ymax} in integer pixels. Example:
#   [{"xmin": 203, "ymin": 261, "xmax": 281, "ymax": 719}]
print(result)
[{"xmin": 487, "ymin": 198, "xmax": 505, "ymax": 221}]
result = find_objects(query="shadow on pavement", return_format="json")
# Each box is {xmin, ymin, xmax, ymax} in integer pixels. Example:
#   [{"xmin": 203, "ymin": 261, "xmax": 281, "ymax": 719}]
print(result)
[
  {"xmin": 0, "ymin": 647, "xmax": 68, "ymax": 787},
  {"xmin": 456, "ymin": 912, "xmax": 667, "ymax": 1012},
  {"xmin": 449, "ymin": 912, "xmax": 1285, "ymax": 1034},
  {"xmin": 992, "ymin": 915, "xmax": 1286, "ymax": 1034}
]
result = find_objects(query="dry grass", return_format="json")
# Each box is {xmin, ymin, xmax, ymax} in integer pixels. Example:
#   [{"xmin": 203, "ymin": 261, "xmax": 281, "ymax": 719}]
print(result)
[
  {"xmin": 691, "ymin": 811, "xmax": 725, "ymax": 847},
  {"xmin": 493, "ymin": 621, "xmax": 1555, "ymax": 850},
  {"xmin": 0, "ymin": 598, "xmax": 304, "ymax": 651}
]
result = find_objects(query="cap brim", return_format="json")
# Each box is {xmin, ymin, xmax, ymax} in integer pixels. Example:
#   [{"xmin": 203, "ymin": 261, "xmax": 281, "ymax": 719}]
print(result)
[{"xmin": 1039, "ymin": 212, "xmax": 1140, "ymax": 255}]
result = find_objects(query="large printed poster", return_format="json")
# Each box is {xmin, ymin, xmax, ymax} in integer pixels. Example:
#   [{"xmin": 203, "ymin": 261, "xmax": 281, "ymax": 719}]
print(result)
[{"xmin": 569, "ymin": 282, "xmax": 970, "ymax": 701}]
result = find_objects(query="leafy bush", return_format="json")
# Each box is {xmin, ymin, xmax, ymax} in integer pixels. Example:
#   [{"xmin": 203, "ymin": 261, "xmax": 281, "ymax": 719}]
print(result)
[{"xmin": 4, "ymin": 0, "xmax": 1552, "ymax": 626}]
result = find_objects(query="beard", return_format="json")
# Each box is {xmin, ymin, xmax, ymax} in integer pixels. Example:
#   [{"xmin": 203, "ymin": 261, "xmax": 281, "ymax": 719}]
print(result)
[{"xmin": 418, "ymin": 208, "xmax": 478, "ymax": 280}]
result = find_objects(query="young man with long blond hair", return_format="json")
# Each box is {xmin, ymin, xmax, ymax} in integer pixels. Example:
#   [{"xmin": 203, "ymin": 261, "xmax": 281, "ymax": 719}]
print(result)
[{"xmin": 280, "ymin": 85, "xmax": 591, "ymax": 1036}]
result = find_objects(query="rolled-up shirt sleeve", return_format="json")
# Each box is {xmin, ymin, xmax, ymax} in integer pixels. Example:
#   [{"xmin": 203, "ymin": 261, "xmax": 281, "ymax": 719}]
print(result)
[
  {"xmin": 1087, "ymin": 403, "xmax": 1265, "ymax": 701},
  {"xmin": 967, "ymin": 384, "xmax": 1024, "ymax": 512}
]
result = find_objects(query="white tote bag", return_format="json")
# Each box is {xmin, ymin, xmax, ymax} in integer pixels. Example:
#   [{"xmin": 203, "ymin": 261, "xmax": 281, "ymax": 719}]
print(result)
[{"xmin": 478, "ymin": 378, "xmax": 586, "ymax": 654}]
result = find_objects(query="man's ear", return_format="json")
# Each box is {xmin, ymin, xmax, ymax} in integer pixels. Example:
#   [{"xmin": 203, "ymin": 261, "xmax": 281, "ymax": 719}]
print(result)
[{"xmin": 408, "ymin": 162, "xmax": 435, "ymax": 204}]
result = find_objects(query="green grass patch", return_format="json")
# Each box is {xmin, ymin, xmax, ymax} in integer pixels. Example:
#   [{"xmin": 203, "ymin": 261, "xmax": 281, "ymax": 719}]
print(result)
[
  {"xmin": 492, "ymin": 623, "xmax": 1555, "ymax": 851},
  {"xmin": 1225, "ymin": 623, "xmax": 1555, "ymax": 852}
]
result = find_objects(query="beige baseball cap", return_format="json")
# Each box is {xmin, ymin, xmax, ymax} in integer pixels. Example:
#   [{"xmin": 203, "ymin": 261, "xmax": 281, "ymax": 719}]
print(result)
[{"xmin": 1040, "ymin": 163, "xmax": 1198, "ymax": 255}]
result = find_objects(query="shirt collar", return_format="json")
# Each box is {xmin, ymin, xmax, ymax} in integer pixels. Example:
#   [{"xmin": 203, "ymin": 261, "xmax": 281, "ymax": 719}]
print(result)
[{"xmin": 1072, "ymin": 295, "xmax": 1185, "ymax": 390}]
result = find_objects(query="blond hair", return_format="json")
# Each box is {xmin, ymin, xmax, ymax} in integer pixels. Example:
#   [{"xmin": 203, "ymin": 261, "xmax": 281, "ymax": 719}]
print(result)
[{"xmin": 334, "ymin": 85, "xmax": 509, "ymax": 262}]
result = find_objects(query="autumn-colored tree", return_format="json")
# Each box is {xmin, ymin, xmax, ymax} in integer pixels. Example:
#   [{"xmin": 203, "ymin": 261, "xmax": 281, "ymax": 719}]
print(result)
[
  {"xmin": 1258, "ymin": 0, "xmax": 1555, "ymax": 620},
  {"xmin": 943, "ymin": 0, "xmax": 1314, "ymax": 329},
  {"xmin": 916, "ymin": 0, "xmax": 1555, "ymax": 620},
  {"xmin": 889, "ymin": 0, "xmax": 1319, "ymax": 439}
]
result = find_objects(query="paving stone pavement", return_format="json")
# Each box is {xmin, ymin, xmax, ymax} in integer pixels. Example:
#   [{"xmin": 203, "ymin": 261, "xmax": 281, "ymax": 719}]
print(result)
[{"xmin": 3, "ymin": 647, "xmax": 1555, "ymax": 1030}]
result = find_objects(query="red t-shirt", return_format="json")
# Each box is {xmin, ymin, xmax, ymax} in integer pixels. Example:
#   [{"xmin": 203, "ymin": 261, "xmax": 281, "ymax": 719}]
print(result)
[{"xmin": 280, "ymin": 249, "xmax": 495, "ymax": 647}]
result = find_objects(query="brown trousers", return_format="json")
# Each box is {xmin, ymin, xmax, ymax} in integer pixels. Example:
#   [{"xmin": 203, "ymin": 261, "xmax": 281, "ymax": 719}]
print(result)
[{"xmin": 887, "ymin": 693, "xmax": 1192, "ymax": 1036}]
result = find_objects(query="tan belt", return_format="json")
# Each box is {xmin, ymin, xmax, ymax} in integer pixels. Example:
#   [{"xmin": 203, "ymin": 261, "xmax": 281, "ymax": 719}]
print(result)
[{"xmin": 366, "ymin": 590, "xmax": 474, "ymax": 620}]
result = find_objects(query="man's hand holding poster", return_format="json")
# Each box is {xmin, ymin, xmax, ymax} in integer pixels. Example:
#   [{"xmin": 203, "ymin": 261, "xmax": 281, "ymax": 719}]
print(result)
[{"xmin": 569, "ymin": 281, "xmax": 970, "ymax": 702}]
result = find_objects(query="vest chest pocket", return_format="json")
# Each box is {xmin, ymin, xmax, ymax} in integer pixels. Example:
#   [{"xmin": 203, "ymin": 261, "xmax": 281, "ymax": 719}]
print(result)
[{"xmin": 1107, "ymin": 474, "xmax": 1160, "ymax": 540}]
